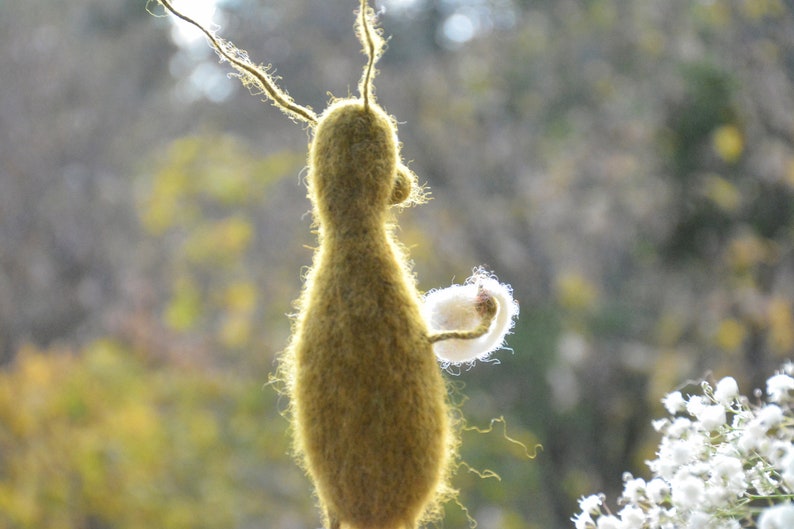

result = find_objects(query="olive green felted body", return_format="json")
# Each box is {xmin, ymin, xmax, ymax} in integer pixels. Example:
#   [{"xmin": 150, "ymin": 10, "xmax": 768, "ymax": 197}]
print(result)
[{"xmin": 286, "ymin": 99, "xmax": 452, "ymax": 529}]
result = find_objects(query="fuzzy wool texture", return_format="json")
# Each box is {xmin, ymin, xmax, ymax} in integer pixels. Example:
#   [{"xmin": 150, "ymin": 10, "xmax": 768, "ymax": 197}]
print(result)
[
  {"xmin": 423, "ymin": 270, "xmax": 519, "ymax": 365},
  {"xmin": 284, "ymin": 99, "xmax": 454, "ymax": 529}
]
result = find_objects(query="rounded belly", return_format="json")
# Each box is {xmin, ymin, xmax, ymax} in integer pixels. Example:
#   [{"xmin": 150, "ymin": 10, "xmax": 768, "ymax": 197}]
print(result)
[{"xmin": 293, "ymin": 310, "xmax": 450, "ymax": 528}]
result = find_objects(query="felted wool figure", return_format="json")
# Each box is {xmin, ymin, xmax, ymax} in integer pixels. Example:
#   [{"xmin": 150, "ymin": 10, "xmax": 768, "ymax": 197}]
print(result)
[
  {"xmin": 290, "ymin": 97, "xmax": 453, "ymax": 529},
  {"xmin": 151, "ymin": 2, "xmax": 519, "ymax": 528}
]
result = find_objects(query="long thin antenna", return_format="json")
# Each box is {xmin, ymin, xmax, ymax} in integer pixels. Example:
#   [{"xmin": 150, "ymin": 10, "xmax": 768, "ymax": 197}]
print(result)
[
  {"xmin": 152, "ymin": 0, "xmax": 318, "ymax": 125},
  {"xmin": 360, "ymin": 0, "xmax": 375, "ymax": 109},
  {"xmin": 356, "ymin": 0, "xmax": 384, "ymax": 110}
]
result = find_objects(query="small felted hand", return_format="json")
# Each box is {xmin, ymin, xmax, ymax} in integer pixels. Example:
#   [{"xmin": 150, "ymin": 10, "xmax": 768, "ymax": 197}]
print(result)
[{"xmin": 424, "ymin": 268, "xmax": 519, "ymax": 366}]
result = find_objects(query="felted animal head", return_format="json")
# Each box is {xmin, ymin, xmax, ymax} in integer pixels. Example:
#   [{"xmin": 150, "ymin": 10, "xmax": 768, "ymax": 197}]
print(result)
[{"xmin": 309, "ymin": 100, "xmax": 403, "ymax": 228}]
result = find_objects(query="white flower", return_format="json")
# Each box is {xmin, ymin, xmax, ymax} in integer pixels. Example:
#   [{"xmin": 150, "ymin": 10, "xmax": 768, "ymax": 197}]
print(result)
[
  {"xmin": 578, "ymin": 494, "xmax": 603, "ymax": 515},
  {"xmin": 714, "ymin": 376, "xmax": 739, "ymax": 405},
  {"xmin": 721, "ymin": 519, "xmax": 743, "ymax": 529},
  {"xmin": 668, "ymin": 438, "xmax": 696, "ymax": 465},
  {"xmin": 778, "ymin": 448, "xmax": 794, "ymax": 490},
  {"xmin": 596, "ymin": 515, "xmax": 621, "ymax": 529},
  {"xmin": 622, "ymin": 475, "xmax": 646, "ymax": 503},
  {"xmin": 618, "ymin": 504, "xmax": 645, "ymax": 529},
  {"xmin": 731, "ymin": 408, "xmax": 753, "ymax": 429},
  {"xmin": 716, "ymin": 519, "xmax": 742, "ymax": 529},
  {"xmin": 704, "ymin": 484, "xmax": 729, "ymax": 509},
  {"xmin": 756, "ymin": 404, "xmax": 784, "ymax": 430},
  {"xmin": 423, "ymin": 268, "xmax": 519, "ymax": 365},
  {"xmin": 686, "ymin": 395, "xmax": 708, "ymax": 418},
  {"xmin": 710, "ymin": 455, "xmax": 746, "ymax": 496},
  {"xmin": 572, "ymin": 511, "xmax": 595, "ymax": 529},
  {"xmin": 667, "ymin": 417, "xmax": 695, "ymax": 438},
  {"xmin": 646, "ymin": 478, "xmax": 669, "ymax": 503},
  {"xmin": 748, "ymin": 461, "xmax": 781, "ymax": 496},
  {"xmin": 652, "ymin": 434, "xmax": 704, "ymax": 480},
  {"xmin": 737, "ymin": 421, "xmax": 767, "ymax": 454},
  {"xmin": 671, "ymin": 471, "xmax": 705, "ymax": 510},
  {"xmin": 687, "ymin": 510, "xmax": 711, "ymax": 529},
  {"xmin": 758, "ymin": 502, "xmax": 794, "ymax": 529},
  {"xmin": 697, "ymin": 404, "xmax": 727, "ymax": 431},
  {"xmin": 652, "ymin": 418, "xmax": 669, "ymax": 432},
  {"xmin": 767, "ymin": 374, "xmax": 794, "ymax": 403},
  {"xmin": 643, "ymin": 504, "xmax": 668, "ymax": 527},
  {"xmin": 663, "ymin": 391, "xmax": 687, "ymax": 414}
]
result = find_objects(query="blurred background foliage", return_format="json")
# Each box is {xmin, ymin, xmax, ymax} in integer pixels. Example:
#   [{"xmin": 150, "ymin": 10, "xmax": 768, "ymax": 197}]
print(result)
[{"xmin": 0, "ymin": 0, "xmax": 793, "ymax": 528}]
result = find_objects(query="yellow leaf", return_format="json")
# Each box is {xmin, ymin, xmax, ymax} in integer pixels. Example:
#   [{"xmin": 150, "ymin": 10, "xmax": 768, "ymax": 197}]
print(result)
[
  {"xmin": 740, "ymin": 0, "xmax": 785, "ymax": 20},
  {"xmin": 712, "ymin": 125, "xmax": 744, "ymax": 164},
  {"xmin": 17, "ymin": 347, "xmax": 56, "ymax": 389},
  {"xmin": 639, "ymin": 29, "xmax": 665, "ymax": 56},
  {"xmin": 224, "ymin": 281, "xmax": 257, "ymax": 314},
  {"xmin": 726, "ymin": 233, "xmax": 770, "ymax": 272},
  {"xmin": 188, "ymin": 410, "xmax": 220, "ymax": 447},
  {"xmin": 555, "ymin": 272, "xmax": 599, "ymax": 312},
  {"xmin": 786, "ymin": 157, "xmax": 794, "ymax": 188},
  {"xmin": 695, "ymin": 2, "xmax": 731, "ymax": 28},
  {"xmin": 0, "ymin": 483, "xmax": 37, "ymax": 526},
  {"xmin": 655, "ymin": 312, "xmax": 686, "ymax": 347},
  {"xmin": 139, "ymin": 167, "xmax": 193, "ymax": 234},
  {"xmin": 714, "ymin": 318, "xmax": 747, "ymax": 352},
  {"xmin": 219, "ymin": 314, "xmax": 252, "ymax": 349},
  {"xmin": 219, "ymin": 216, "xmax": 253, "ymax": 254},
  {"xmin": 768, "ymin": 298, "xmax": 794, "ymax": 354},
  {"xmin": 184, "ymin": 216, "xmax": 253, "ymax": 264},
  {"xmin": 648, "ymin": 349, "xmax": 693, "ymax": 404},
  {"xmin": 702, "ymin": 174, "xmax": 741, "ymax": 212},
  {"xmin": 165, "ymin": 276, "xmax": 202, "ymax": 331}
]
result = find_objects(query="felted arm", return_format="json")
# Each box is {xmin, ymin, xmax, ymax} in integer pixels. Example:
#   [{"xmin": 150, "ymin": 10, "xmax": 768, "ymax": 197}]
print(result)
[
  {"xmin": 428, "ymin": 288, "xmax": 497, "ymax": 344},
  {"xmin": 423, "ymin": 270, "xmax": 519, "ymax": 364}
]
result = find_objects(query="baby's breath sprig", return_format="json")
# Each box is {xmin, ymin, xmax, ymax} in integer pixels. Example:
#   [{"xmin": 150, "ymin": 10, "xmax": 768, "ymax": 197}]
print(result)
[{"xmin": 573, "ymin": 364, "xmax": 794, "ymax": 529}]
